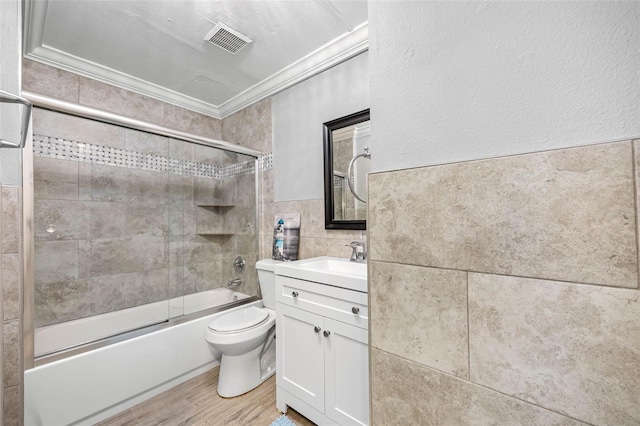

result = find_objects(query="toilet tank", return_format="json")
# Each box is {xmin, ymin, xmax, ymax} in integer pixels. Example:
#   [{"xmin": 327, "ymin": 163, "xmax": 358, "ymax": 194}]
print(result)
[{"xmin": 256, "ymin": 259, "xmax": 280, "ymax": 310}]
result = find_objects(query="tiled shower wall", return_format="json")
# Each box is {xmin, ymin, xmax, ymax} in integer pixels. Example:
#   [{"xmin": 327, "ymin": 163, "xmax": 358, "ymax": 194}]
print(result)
[
  {"xmin": 24, "ymin": 60, "xmax": 259, "ymax": 327},
  {"xmin": 32, "ymin": 109, "xmax": 257, "ymax": 327},
  {"xmin": 368, "ymin": 140, "xmax": 640, "ymax": 425},
  {"xmin": 25, "ymin": 58, "xmax": 363, "ymax": 326},
  {"xmin": 220, "ymin": 97, "xmax": 367, "ymax": 264}
]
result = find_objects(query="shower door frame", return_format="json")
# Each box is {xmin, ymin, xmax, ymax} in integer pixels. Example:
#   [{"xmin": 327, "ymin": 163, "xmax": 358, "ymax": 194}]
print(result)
[{"xmin": 22, "ymin": 91, "xmax": 263, "ymax": 368}]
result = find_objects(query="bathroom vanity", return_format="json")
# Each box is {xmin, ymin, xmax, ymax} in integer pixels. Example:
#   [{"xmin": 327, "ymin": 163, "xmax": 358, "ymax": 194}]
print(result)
[{"xmin": 274, "ymin": 257, "xmax": 369, "ymax": 426}]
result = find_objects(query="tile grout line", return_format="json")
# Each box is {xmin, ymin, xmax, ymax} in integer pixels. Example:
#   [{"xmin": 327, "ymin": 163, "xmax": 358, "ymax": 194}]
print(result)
[
  {"xmin": 370, "ymin": 258, "xmax": 640, "ymax": 292},
  {"xmin": 631, "ymin": 140, "xmax": 640, "ymax": 290},
  {"xmin": 466, "ymin": 271, "xmax": 471, "ymax": 381},
  {"xmin": 373, "ymin": 347, "xmax": 596, "ymax": 426}
]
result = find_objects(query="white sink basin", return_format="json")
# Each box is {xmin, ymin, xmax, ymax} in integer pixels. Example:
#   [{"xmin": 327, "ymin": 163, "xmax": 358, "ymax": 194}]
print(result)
[{"xmin": 274, "ymin": 256, "xmax": 367, "ymax": 293}]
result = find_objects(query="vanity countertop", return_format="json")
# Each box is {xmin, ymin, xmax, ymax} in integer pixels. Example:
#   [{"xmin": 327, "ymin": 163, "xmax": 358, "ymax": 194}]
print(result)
[{"xmin": 274, "ymin": 256, "xmax": 367, "ymax": 293}]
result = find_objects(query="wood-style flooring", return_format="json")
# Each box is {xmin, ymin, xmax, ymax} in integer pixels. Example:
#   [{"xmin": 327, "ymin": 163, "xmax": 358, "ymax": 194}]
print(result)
[{"xmin": 97, "ymin": 367, "xmax": 315, "ymax": 426}]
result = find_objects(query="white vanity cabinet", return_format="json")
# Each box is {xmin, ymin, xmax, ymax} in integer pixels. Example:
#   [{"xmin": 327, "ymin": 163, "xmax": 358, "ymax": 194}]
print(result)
[{"xmin": 275, "ymin": 275, "xmax": 369, "ymax": 426}]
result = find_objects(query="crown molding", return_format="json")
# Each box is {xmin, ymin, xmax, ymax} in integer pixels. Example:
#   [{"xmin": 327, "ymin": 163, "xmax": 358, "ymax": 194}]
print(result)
[
  {"xmin": 24, "ymin": 46, "xmax": 222, "ymax": 117},
  {"xmin": 217, "ymin": 22, "xmax": 369, "ymax": 118},
  {"xmin": 23, "ymin": 0, "xmax": 368, "ymax": 120}
]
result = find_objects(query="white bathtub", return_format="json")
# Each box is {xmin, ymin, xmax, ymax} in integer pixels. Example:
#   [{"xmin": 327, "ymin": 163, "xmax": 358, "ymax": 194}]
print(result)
[
  {"xmin": 26, "ymin": 295, "xmax": 261, "ymax": 426},
  {"xmin": 35, "ymin": 288, "xmax": 251, "ymax": 356}
]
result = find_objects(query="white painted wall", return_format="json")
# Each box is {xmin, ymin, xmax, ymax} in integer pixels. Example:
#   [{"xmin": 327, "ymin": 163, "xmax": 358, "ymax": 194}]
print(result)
[
  {"xmin": 369, "ymin": 1, "xmax": 640, "ymax": 173},
  {"xmin": 272, "ymin": 52, "xmax": 369, "ymax": 201}
]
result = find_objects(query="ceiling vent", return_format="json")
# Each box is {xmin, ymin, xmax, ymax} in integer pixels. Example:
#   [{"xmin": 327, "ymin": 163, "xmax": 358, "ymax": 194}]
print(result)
[{"xmin": 204, "ymin": 22, "xmax": 252, "ymax": 54}]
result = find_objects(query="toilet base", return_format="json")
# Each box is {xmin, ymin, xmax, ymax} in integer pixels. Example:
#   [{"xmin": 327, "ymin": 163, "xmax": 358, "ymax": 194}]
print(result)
[{"xmin": 217, "ymin": 339, "xmax": 276, "ymax": 398}]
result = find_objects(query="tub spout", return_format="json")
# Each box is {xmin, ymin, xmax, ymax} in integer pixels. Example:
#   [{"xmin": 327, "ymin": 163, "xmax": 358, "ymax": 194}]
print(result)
[{"xmin": 226, "ymin": 278, "xmax": 242, "ymax": 288}]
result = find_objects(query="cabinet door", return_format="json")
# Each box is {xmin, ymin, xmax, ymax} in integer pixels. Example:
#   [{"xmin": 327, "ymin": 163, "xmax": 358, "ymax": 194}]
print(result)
[
  {"xmin": 324, "ymin": 318, "xmax": 369, "ymax": 426},
  {"xmin": 276, "ymin": 303, "xmax": 325, "ymax": 413}
]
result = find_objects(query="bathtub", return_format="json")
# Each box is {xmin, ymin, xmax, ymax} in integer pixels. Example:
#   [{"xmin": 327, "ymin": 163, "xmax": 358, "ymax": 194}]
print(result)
[
  {"xmin": 26, "ymin": 289, "xmax": 257, "ymax": 426},
  {"xmin": 35, "ymin": 287, "xmax": 251, "ymax": 356}
]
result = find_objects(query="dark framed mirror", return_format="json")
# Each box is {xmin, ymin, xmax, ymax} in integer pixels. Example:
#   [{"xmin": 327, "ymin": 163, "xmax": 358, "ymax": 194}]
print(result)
[{"xmin": 323, "ymin": 109, "xmax": 370, "ymax": 230}]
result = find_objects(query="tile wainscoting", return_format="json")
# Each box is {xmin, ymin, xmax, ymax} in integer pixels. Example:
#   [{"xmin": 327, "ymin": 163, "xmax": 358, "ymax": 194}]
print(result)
[
  {"xmin": 1, "ymin": 186, "xmax": 23, "ymax": 425},
  {"xmin": 369, "ymin": 139, "xmax": 640, "ymax": 425}
]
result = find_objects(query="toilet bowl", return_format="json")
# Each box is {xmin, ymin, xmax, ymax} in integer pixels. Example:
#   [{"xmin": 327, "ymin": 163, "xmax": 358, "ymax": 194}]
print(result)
[{"xmin": 205, "ymin": 259, "xmax": 279, "ymax": 398}]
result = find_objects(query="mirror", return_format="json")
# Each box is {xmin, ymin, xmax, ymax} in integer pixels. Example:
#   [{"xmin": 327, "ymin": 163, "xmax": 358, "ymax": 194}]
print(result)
[{"xmin": 323, "ymin": 109, "xmax": 370, "ymax": 230}]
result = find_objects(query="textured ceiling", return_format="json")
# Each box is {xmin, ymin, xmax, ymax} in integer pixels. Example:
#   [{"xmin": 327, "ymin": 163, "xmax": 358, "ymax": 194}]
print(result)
[{"xmin": 25, "ymin": 0, "xmax": 368, "ymax": 117}]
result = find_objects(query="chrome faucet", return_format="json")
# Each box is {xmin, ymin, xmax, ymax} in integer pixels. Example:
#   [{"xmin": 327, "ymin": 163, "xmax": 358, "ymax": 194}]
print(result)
[
  {"xmin": 226, "ymin": 278, "xmax": 242, "ymax": 288},
  {"xmin": 346, "ymin": 241, "xmax": 366, "ymax": 263}
]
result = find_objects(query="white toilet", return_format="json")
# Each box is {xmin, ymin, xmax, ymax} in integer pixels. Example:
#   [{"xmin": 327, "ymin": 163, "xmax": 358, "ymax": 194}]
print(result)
[{"xmin": 205, "ymin": 259, "xmax": 279, "ymax": 397}]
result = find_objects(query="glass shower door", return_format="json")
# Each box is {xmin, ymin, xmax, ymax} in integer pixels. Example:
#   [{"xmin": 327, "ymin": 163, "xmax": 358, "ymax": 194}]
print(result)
[{"xmin": 31, "ymin": 107, "xmax": 259, "ymax": 357}]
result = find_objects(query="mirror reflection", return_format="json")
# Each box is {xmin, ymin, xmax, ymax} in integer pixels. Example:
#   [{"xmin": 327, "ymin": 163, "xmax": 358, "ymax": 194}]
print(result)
[{"xmin": 323, "ymin": 109, "xmax": 370, "ymax": 230}]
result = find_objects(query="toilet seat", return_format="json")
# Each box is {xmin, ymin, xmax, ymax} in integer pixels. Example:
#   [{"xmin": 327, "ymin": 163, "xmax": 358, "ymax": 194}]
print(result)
[{"xmin": 208, "ymin": 306, "xmax": 269, "ymax": 333}]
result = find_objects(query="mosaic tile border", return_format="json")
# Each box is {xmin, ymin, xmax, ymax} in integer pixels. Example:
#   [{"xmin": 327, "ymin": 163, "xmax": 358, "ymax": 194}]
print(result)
[{"xmin": 33, "ymin": 135, "xmax": 273, "ymax": 179}]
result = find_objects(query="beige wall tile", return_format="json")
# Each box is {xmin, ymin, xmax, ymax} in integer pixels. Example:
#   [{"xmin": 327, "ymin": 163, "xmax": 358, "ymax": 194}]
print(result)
[
  {"xmin": 371, "ymin": 349, "xmax": 584, "ymax": 426},
  {"xmin": 33, "ymin": 157, "xmax": 78, "ymax": 201},
  {"xmin": 35, "ymin": 274, "xmax": 128, "ymax": 327},
  {"xmin": 90, "ymin": 200, "xmax": 173, "ymax": 241},
  {"xmin": 22, "ymin": 59, "xmax": 79, "ymax": 102},
  {"xmin": 1, "ymin": 187, "xmax": 19, "ymax": 254},
  {"xmin": 298, "ymin": 198, "xmax": 362, "ymax": 240},
  {"xmin": 34, "ymin": 240, "xmax": 78, "ymax": 284},
  {"xmin": 124, "ymin": 202, "xmax": 169, "ymax": 238},
  {"xmin": 370, "ymin": 262, "xmax": 469, "ymax": 378},
  {"xmin": 369, "ymin": 141, "xmax": 637, "ymax": 288},
  {"xmin": 2, "ymin": 384, "xmax": 21, "ymax": 426},
  {"xmin": 125, "ymin": 129, "xmax": 169, "ymax": 157},
  {"xmin": 78, "ymin": 162, "xmax": 92, "ymax": 201},
  {"xmin": 123, "ymin": 268, "xmax": 169, "ymax": 308},
  {"xmin": 468, "ymin": 273, "xmax": 640, "ymax": 425},
  {"xmin": 163, "ymin": 104, "xmax": 221, "ymax": 139},
  {"xmin": 183, "ymin": 235, "xmax": 224, "ymax": 265},
  {"xmin": 194, "ymin": 177, "xmax": 236, "ymax": 206},
  {"xmin": 34, "ymin": 199, "xmax": 91, "ymax": 241},
  {"xmin": 79, "ymin": 78, "xmax": 165, "ymax": 125},
  {"xmin": 235, "ymin": 174, "xmax": 256, "ymax": 207},
  {"xmin": 261, "ymin": 169, "xmax": 274, "ymax": 204},
  {"xmin": 82, "ymin": 237, "xmax": 167, "ymax": 277},
  {"xmin": 259, "ymin": 232, "xmax": 272, "ymax": 261},
  {"xmin": 222, "ymin": 97, "xmax": 272, "ymax": 153},
  {"xmin": 91, "ymin": 165, "xmax": 168, "ymax": 203},
  {"xmin": 2, "ymin": 320, "xmax": 19, "ymax": 387},
  {"xmin": 2, "ymin": 254, "xmax": 20, "ymax": 321},
  {"xmin": 183, "ymin": 261, "xmax": 223, "ymax": 294},
  {"xmin": 298, "ymin": 236, "xmax": 363, "ymax": 260},
  {"xmin": 33, "ymin": 108, "xmax": 126, "ymax": 148}
]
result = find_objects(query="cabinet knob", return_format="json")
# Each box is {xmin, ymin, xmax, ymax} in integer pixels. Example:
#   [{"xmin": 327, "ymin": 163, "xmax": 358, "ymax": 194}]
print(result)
[
  {"xmin": 292, "ymin": 291, "xmax": 299, "ymax": 298},
  {"xmin": 314, "ymin": 326, "xmax": 321, "ymax": 333},
  {"xmin": 352, "ymin": 306, "xmax": 360, "ymax": 314},
  {"xmin": 323, "ymin": 330, "xmax": 331, "ymax": 337}
]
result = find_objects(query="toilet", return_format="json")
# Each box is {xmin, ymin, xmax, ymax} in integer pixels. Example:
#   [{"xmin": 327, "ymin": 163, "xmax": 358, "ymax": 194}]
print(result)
[{"xmin": 205, "ymin": 259, "xmax": 279, "ymax": 397}]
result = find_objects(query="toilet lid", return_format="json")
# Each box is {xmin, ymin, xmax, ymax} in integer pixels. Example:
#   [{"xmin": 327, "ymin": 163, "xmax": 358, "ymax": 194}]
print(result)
[{"xmin": 208, "ymin": 307, "xmax": 269, "ymax": 333}]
